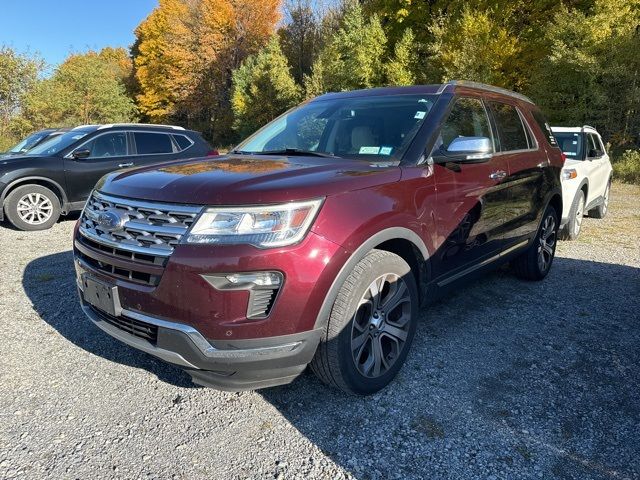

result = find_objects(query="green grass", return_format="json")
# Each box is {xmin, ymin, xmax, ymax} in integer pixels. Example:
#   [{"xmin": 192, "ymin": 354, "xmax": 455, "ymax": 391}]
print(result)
[{"xmin": 612, "ymin": 149, "xmax": 640, "ymax": 185}]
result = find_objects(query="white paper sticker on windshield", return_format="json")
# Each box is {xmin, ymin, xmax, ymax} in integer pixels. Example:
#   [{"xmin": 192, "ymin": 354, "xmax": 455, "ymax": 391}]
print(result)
[
  {"xmin": 359, "ymin": 146, "xmax": 380, "ymax": 155},
  {"xmin": 414, "ymin": 111, "xmax": 426, "ymax": 119},
  {"xmin": 380, "ymin": 146, "xmax": 393, "ymax": 155}
]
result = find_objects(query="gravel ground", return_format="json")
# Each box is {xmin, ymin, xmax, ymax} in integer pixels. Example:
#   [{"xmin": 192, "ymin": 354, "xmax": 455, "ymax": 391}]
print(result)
[{"xmin": 1, "ymin": 184, "xmax": 639, "ymax": 480}]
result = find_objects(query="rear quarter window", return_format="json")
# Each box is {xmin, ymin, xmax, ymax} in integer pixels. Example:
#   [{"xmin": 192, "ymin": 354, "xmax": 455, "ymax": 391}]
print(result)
[
  {"xmin": 531, "ymin": 110, "xmax": 558, "ymax": 147},
  {"xmin": 173, "ymin": 134, "xmax": 193, "ymax": 151}
]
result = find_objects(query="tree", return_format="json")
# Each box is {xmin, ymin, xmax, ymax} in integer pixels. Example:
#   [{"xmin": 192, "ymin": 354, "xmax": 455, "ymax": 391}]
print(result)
[
  {"xmin": 278, "ymin": 0, "xmax": 323, "ymax": 84},
  {"xmin": 232, "ymin": 36, "xmax": 301, "ymax": 137},
  {"xmin": 0, "ymin": 47, "xmax": 42, "ymax": 141},
  {"xmin": 384, "ymin": 28, "xmax": 416, "ymax": 86},
  {"xmin": 305, "ymin": 3, "xmax": 387, "ymax": 95},
  {"xmin": 428, "ymin": 7, "xmax": 521, "ymax": 88},
  {"xmin": 133, "ymin": 0, "xmax": 281, "ymax": 144},
  {"xmin": 23, "ymin": 51, "xmax": 136, "ymax": 128},
  {"xmin": 529, "ymin": 0, "xmax": 640, "ymax": 150}
]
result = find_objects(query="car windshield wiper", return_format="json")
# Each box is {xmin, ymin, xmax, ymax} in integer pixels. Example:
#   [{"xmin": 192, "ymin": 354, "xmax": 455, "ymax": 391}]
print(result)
[{"xmin": 234, "ymin": 148, "xmax": 337, "ymax": 158}]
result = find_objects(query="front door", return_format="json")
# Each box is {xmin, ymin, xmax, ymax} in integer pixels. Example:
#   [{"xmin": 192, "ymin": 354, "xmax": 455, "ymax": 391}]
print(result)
[
  {"xmin": 431, "ymin": 96, "xmax": 511, "ymax": 280},
  {"xmin": 64, "ymin": 132, "xmax": 133, "ymax": 202}
]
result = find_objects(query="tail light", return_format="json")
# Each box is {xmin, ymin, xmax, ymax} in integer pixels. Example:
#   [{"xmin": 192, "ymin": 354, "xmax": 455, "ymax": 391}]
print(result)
[
  {"xmin": 560, "ymin": 152, "xmax": 567, "ymax": 165},
  {"xmin": 207, "ymin": 150, "xmax": 220, "ymax": 156}
]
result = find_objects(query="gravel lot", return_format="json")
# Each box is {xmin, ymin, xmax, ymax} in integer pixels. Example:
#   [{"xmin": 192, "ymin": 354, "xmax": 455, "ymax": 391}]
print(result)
[{"xmin": 1, "ymin": 184, "xmax": 639, "ymax": 480}]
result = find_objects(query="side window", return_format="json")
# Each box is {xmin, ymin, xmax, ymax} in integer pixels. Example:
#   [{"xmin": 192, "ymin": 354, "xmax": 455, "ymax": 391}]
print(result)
[
  {"xmin": 489, "ymin": 102, "xmax": 529, "ymax": 152},
  {"xmin": 134, "ymin": 132, "xmax": 174, "ymax": 155},
  {"xmin": 173, "ymin": 134, "xmax": 193, "ymax": 151},
  {"xmin": 587, "ymin": 133, "xmax": 602, "ymax": 158},
  {"xmin": 438, "ymin": 97, "xmax": 493, "ymax": 151},
  {"xmin": 84, "ymin": 133, "xmax": 127, "ymax": 158},
  {"xmin": 531, "ymin": 110, "xmax": 558, "ymax": 147}
]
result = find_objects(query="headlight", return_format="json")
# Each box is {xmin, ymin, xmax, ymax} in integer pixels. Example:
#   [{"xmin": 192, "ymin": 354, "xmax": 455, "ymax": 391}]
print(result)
[
  {"xmin": 562, "ymin": 168, "xmax": 577, "ymax": 180},
  {"xmin": 184, "ymin": 199, "xmax": 323, "ymax": 248}
]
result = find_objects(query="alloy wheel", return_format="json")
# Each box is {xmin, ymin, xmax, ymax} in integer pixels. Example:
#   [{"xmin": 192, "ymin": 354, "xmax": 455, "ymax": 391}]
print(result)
[
  {"xmin": 350, "ymin": 273, "xmax": 412, "ymax": 378},
  {"xmin": 16, "ymin": 193, "xmax": 54, "ymax": 225},
  {"xmin": 537, "ymin": 214, "xmax": 556, "ymax": 273}
]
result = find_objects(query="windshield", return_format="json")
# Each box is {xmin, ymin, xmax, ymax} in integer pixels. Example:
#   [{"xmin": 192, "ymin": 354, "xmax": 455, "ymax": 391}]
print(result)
[
  {"xmin": 27, "ymin": 131, "xmax": 90, "ymax": 156},
  {"xmin": 8, "ymin": 131, "xmax": 51, "ymax": 154},
  {"xmin": 554, "ymin": 132, "xmax": 585, "ymax": 160},
  {"xmin": 236, "ymin": 94, "xmax": 438, "ymax": 162}
]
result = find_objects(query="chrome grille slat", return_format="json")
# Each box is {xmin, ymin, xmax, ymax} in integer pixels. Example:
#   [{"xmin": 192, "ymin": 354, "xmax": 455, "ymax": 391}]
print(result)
[{"xmin": 79, "ymin": 191, "xmax": 202, "ymax": 257}]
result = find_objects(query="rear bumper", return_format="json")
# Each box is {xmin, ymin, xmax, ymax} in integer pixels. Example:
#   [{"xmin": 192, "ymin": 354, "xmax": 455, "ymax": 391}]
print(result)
[{"xmin": 81, "ymin": 298, "xmax": 323, "ymax": 390}]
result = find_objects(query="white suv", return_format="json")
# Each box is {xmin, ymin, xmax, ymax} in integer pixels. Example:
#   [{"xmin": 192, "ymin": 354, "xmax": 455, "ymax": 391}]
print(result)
[{"xmin": 551, "ymin": 126, "xmax": 612, "ymax": 240}]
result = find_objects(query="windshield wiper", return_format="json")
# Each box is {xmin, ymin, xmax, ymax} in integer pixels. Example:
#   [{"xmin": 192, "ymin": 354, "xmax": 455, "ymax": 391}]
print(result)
[{"xmin": 234, "ymin": 148, "xmax": 337, "ymax": 158}]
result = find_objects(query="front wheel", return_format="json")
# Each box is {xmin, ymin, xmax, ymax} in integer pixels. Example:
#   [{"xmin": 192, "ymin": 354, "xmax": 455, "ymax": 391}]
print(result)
[
  {"xmin": 311, "ymin": 249, "xmax": 419, "ymax": 395},
  {"xmin": 4, "ymin": 184, "xmax": 61, "ymax": 231},
  {"xmin": 512, "ymin": 205, "xmax": 558, "ymax": 281},
  {"xmin": 559, "ymin": 190, "xmax": 585, "ymax": 241}
]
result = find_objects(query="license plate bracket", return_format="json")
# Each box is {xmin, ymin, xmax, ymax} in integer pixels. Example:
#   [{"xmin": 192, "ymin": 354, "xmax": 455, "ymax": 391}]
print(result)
[{"xmin": 82, "ymin": 275, "xmax": 121, "ymax": 317}]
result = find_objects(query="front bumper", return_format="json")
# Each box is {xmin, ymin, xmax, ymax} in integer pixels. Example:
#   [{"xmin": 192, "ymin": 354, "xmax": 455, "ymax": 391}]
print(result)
[{"xmin": 81, "ymin": 298, "xmax": 323, "ymax": 390}]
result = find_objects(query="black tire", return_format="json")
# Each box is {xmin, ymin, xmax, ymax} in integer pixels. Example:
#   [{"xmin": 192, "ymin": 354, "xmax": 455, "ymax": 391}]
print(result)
[
  {"xmin": 559, "ymin": 190, "xmax": 585, "ymax": 241},
  {"xmin": 310, "ymin": 249, "xmax": 419, "ymax": 395},
  {"xmin": 4, "ymin": 185, "xmax": 61, "ymax": 231},
  {"xmin": 588, "ymin": 181, "xmax": 610, "ymax": 219},
  {"xmin": 512, "ymin": 205, "xmax": 558, "ymax": 281}
]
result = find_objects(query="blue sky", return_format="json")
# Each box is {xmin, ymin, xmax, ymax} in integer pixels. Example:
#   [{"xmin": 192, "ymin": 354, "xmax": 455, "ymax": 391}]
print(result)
[{"xmin": 0, "ymin": 0, "xmax": 158, "ymax": 69}]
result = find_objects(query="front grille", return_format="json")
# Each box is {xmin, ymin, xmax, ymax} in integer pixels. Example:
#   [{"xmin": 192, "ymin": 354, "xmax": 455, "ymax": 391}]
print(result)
[
  {"xmin": 77, "ymin": 192, "xmax": 202, "ymax": 285},
  {"xmin": 90, "ymin": 306, "xmax": 158, "ymax": 343}
]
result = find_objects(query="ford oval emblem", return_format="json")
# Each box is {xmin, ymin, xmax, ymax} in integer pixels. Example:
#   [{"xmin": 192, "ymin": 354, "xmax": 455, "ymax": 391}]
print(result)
[{"xmin": 96, "ymin": 209, "xmax": 125, "ymax": 231}]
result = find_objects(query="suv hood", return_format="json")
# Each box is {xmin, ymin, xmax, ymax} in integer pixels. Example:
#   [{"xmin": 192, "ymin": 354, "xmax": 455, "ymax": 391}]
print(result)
[{"xmin": 97, "ymin": 154, "xmax": 401, "ymax": 205}]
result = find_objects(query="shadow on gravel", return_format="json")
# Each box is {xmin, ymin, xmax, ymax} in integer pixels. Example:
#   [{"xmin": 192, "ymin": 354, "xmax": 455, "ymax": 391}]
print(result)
[
  {"xmin": 22, "ymin": 251, "xmax": 640, "ymax": 478},
  {"xmin": 22, "ymin": 250, "xmax": 197, "ymax": 388},
  {"xmin": 260, "ymin": 257, "xmax": 640, "ymax": 479}
]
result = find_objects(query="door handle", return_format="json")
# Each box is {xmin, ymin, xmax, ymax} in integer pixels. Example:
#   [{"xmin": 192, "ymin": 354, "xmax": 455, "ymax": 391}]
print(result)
[
  {"xmin": 118, "ymin": 162, "xmax": 134, "ymax": 168},
  {"xmin": 489, "ymin": 170, "xmax": 507, "ymax": 180}
]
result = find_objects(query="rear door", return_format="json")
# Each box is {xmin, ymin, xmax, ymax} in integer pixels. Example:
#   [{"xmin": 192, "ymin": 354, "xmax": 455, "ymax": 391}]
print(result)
[
  {"xmin": 585, "ymin": 132, "xmax": 609, "ymax": 200},
  {"xmin": 486, "ymin": 100, "xmax": 545, "ymax": 247},
  {"xmin": 431, "ymin": 96, "xmax": 511, "ymax": 280},
  {"xmin": 64, "ymin": 131, "xmax": 132, "ymax": 202}
]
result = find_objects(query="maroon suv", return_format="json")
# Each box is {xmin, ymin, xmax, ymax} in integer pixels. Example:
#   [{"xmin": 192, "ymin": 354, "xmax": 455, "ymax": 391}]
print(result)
[{"xmin": 74, "ymin": 81, "xmax": 563, "ymax": 394}]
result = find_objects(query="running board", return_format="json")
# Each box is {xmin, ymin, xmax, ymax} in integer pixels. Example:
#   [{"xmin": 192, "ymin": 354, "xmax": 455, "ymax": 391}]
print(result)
[{"xmin": 437, "ymin": 240, "xmax": 529, "ymax": 287}]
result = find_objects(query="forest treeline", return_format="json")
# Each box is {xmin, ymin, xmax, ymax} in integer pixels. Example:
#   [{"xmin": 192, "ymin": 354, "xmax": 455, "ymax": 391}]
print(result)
[{"xmin": 1, "ymin": 0, "xmax": 638, "ymax": 161}]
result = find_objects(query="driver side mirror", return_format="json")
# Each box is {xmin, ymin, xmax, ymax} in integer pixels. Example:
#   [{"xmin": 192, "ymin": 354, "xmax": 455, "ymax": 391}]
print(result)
[
  {"xmin": 433, "ymin": 136, "xmax": 493, "ymax": 164},
  {"xmin": 588, "ymin": 148, "xmax": 603, "ymax": 159},
  {"xmin": 72, "ymin": 149, "xmax": 91, "ymax": 160}
]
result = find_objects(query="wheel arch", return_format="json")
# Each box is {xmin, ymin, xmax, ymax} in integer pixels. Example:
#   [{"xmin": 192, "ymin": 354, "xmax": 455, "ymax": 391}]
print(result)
[
  {"xmin": 313, "ymin": 227, "xmax": 430, "ymax": 330},
  {"xmin": 1, "ymin": 177, "xmax": 68, "ymax": 213}
]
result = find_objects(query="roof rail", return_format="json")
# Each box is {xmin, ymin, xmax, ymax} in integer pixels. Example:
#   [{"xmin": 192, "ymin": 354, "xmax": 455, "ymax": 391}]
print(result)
[
  {"xmin": 72, "ymin": 124, "xmax": 100, "ymax": 130},
  {"xmin": 97, "ymin": 123, "xmax": 186, "ymax": 131},
  {"xmin": 445, "ymin": 80, "xmax": 534, "ymax": 104},
  {"xmin": 582, "ymin": 125, "xmax": 597, "ymax": 131}
]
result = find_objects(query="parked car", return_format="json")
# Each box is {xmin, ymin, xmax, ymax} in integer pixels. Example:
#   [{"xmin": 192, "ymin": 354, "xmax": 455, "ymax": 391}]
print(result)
[
  {"xmin": 74, "ymin": 81, "xmax": 563, "ymax": 394},
  {"xmin": 1, "ymin": 128, "xmax": 67, "ymax": 158},
  {"xmin": 551, "ymin": 125, "xmax": 612, "ymax": 240},
  {"xmin": 0, "ymin": 124, "xmax": 214, "ymax": 231}
]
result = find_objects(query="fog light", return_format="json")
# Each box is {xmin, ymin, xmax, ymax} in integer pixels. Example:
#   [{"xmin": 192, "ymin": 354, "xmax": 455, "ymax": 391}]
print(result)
[
  {"xmin": 202, "ymin": 271, "xmax": 284, "ymax": 319},
  {"xmin": 225, "ymin": 272, "xmax": 282, "ymax": 288}
]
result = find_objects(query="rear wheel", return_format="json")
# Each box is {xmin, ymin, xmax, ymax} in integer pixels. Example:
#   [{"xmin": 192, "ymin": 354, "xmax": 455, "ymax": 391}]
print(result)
[
  {"xmin": 4, "ymin": 185, "xmax": 61, "ymax": 231},
  {"xmin": 560, "ymin": 190, "xmax": 585, "ymax": 241},
  {"xmin": 588, "ymin": 181, "xmax": 610, "ymax": 219},
  {"xmin": 512, "ymin": 205, "xmax": 558, "ymax": 281},
  {"xmin": 311, "ymin": 249, "xmax": 419, "ymax": 395}
]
